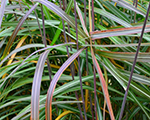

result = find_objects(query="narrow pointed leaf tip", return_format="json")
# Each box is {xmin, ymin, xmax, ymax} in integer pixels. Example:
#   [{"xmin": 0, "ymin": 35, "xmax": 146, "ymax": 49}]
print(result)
[
  {"xmin": 46, "ymin": 47, "xmax": 86, "ymax": 120},
  {"xmin": 76, "ymin": 3, "xmax": 89, "ymax": 36}
]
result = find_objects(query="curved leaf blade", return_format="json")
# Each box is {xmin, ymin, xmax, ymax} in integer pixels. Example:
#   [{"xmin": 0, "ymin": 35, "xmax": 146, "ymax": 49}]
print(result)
[
  {"xmin": 33, "ymin": 0, "xmax": 87, "ymax": 39},
  {"xmin": 2, "ymin": 3, "xmax": 39, "ymax": 59},
  {"xmin": 0, "ymin": 43, "xmax": 75, "ymax": 88},
  {"xmin": 55, "ymin": 111, "xmax": 74, "ymax": 120},
  {"xmin": 45, "ymin": 47, "xmax": 86, "ymax": 120},
  {"xmin": 31, "ymin": 50, "xmax": 50, "ymax": 120},
  {"xmin": 112, "ymin": 0, "xmax": 145, "ymax": 17}
]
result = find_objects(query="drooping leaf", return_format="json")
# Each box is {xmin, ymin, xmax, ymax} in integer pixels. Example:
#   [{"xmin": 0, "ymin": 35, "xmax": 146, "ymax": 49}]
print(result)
[
  {"xmin": 0, "ymin": 43, "xmax": 75, "ymax": 88},
  {"xmin": 46, "ymin": 47, "xmax": 86, "ymax": 120},
  {"xmin": 31, "ymin": 50, "xmax": 50, "ymax": 120},
  {"xmin": 0, "ymin": 42, "xmax": 75, "ymax": 66},
  {"xmin": 2, "ymin": 3, "xmax": 39, "ymax": 59},
  {"xmin": 32, "ymin": 0, "xmax": 87, "ymax": 40},
  {"xmin": 55, "ymin": 110, "xmax": 74, "ymax": 120}
]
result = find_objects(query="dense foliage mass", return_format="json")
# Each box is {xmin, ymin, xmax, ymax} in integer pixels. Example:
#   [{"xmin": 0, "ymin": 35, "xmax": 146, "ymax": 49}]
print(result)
[{"xmin": 0, "ymin": 0, "xmax": 150, "ymax": 119}]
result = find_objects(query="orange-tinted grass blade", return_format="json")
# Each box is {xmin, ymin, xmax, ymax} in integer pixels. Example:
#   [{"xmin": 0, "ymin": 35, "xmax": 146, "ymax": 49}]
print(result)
[
  {"xmin": 89, "ymin": 0, "xmax": 92, "ymax": 33},
  {"xmin": 91, "ymin": 25, "xmax": 150, "ymax": 35},
  {"xmin": 76, "ymin": 3, "xmax": 89, "ymax": 36},
  {"xmin": 31, "ymin": 50, "xmax": 50, "ymax": 120},
  {"xmin": 85, "ymin": 81, "xmax": 89, "ymax": 111},
  {"xmin": 45, "ymin": 47, "xmax": 86, "ymax": 120},
  {"xmin": 2, "ymin": 36, "xmax": 27, "ymax": 78},
  {"xmin": 55, "ymin": 110, "xmax": 74, "ymax": 120},
  {"xmin": 103, "ymin": 67, "xmax": 108, "ymax": 120},
  {"xmin": 110, "ymin": 59, "xmax": 124, "ymax": 69},
  {"xmin": 7, "ymin": 36, "xmax": 27, "ymax": 65},
  {"xmin": 92, "ymin": 55, "xmax": 115, "ymax": 120},
  {"xmin": 90, "ymin": 25, "xmax": 150, "ymax": 40}
]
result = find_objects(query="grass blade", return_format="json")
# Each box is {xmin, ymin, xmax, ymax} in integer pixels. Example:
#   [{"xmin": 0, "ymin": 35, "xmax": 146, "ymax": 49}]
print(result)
[
  {"xmin": 84, "ymin": 42, "xmax": 150, "ymax": 48},
  {"xmin": 92, "ymin": 55, "xmax": 115, "ymax": 120},
  {"xmin": 74, "ymin": 0, "xmax": 87, "ymax": 119},
  {"xmin": 46, "ymin": 47, "xmax": 86, "ymax": 120},
  {"xmin": 51, "ymin": 0, "xmax": 73, "ymax": 45},
  {"xmin": 119, "ymin": 2, "xmax": 150, "ymax": 119},
  {"xmin": 0, "ymin": 37, "xmax": 6, "ymax": 49},
  {"xmin": 98, "ymin": 50, "xmax": 150, "ymax": 62},
  {"xmin": 112, "ymin": 0, "xmax": 145, "ymax": 17},
  {"xmin": 76, "ymin": 3, "xmax": 89, "ymax": 36},
  {"xmin": 0, "ymin": 43, "xmax": 75, "ymax": 88},
  {"xmin": 0, "ymin": 0, "xmax": 7, "ymax": 28},
  {"xmin": 2, "ymin": 3, "xmax": 38, "ymax": 60},
  {"xmin": 32, "ymin": 0, "xmax": 87, "ymax": 39},
  {"xmin": 90, "ymin": 25, "xmax": 150, "ymax": 40},
  {"xmin": 31, "ymin": 50, "xmax": 50, "ymax": 120},
  {"xmin": 55, "ymin": 111, "xmax": 73, "ymax": 120}
]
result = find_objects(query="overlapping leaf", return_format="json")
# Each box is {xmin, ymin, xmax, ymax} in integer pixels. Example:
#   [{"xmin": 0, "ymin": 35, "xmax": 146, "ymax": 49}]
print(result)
[
  {"xmin": 46, "ymin": 47, "xmax": 86, "ymax": 120},
  {"xmin": 112, "ymin": 0, "xmax": 145, "ymax": 16},
  {"xmin": 31, "ymin": 50, "xmax": 50, "ymax": 120},
  {"xmin": 91, "ymin": 25, "xmax": 150, "ymax": 40},
  {"xmin": 32, "ymin": 0, "xmax": 87, "ymax": 40},
  {"xmin": 0, "ymin": 0, "xmax": 7, "ymax": 28},
  {"xmin": 98, "ymin": 50, "xmax": 150, "ymax": 62},
  {"xmin": 2, "ymin": 3, "xmax": 39, "ymax": 59}
]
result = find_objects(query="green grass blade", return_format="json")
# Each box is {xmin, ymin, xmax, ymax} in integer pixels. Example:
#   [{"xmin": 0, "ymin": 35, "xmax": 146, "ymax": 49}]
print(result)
[
  {"xmin": 2, "ymin": 3, "xmax": 39, "ymax": 60},
  {"xmin": 91, "ymin": 25, "xmax": 150, "ymax": 40},
  {"xmin": 33, "ymin": 0, "xmax": 87, "ymax": 40},
  {"xmin": 112, "ymin": 0, "xmax": 145, "ymax": 17}
]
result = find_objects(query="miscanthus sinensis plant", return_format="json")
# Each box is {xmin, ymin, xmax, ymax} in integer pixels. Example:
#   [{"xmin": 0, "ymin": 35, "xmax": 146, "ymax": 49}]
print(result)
[{"xmin": 0, "ymin": 0, "xmax": 150, "ymax": 119}]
